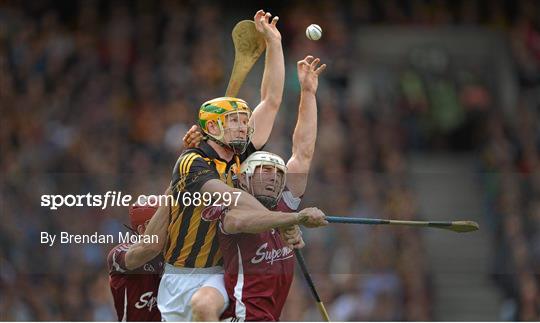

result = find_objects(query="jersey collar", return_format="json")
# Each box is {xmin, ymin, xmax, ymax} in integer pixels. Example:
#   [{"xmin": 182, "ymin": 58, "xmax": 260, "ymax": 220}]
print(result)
[
  {"xmin": 199, "ymin": 140, "xmax": 229, "ymax": 163},
  {"xmin": 199, "ymin": 140, "xmax": 242, "ymax": 171}
]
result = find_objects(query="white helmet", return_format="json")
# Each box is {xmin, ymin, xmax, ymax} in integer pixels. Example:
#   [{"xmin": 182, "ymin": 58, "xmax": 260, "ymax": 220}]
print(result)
[{"xmin": 238, "ymin": 151, "xmax": 287, "ymax": 208}]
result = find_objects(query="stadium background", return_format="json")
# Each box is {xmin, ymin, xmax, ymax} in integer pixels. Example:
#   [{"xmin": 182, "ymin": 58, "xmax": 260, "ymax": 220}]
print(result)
[{"xmin": 1, "ymin": 0, "xmax": 539, "ymax": 320}]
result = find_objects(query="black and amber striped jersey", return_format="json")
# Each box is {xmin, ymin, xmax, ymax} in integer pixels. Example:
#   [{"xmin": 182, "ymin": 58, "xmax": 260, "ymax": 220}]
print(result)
[{"xmin": 164, "ymin": 140, "xmax": 258, "ymax": 268}]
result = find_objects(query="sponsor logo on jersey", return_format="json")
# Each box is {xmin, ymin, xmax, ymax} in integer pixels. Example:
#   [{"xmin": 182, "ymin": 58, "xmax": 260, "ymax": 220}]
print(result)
[
  {"xmin": 201, "ymin": 205, "xmax": 226, "ymax": 222},
  {"xmin": 135, "ymin": 291, "xmax": 157, "ymax": 312},
  {"xmin": 251, "ymin": 242, "xmax": 293, "ymax": 265}
]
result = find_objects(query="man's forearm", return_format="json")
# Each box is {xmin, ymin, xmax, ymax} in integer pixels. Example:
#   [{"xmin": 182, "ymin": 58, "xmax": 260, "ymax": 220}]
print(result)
[
  {"xmin": 202, "ymin": 179, "xmax": 297, "ymax": 234},
  {"xmin": 203, "ymin": 179, "xmax": 268, "ymax": 212},
  {"xmin": 125, "ymin": 243, "xmax": 161, "ymax": 270},
  {"xmin": 125, "ymin": 205, "xmax": 168, "ymax": 270},
  {"xmin": 260, "ymin": 39, "xmax": 284, "ymax": 105},
  {"xmin": 286, "ymin": 89, "xmax": 317, "ymax": 197},
  {"xmin": 292, "ymin": 90, "xmax": 317, "ymax": 160},
  {"xmin": 143, "ymin": 205, "xmax": 169, "ymax": 239},
  {"xmin": 224, "ymin": 208, "xmax": 298, "ymax": 234},
  {"xmin": 231, "ymin": 189, "xmax": 269, "ymax": 211}
]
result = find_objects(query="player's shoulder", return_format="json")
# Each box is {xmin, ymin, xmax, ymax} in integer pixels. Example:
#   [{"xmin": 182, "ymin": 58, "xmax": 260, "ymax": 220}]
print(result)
[
  {"xmin": 276, "ymin": 188, "xmax": 302, "ymax": 212},
  {"xmin": 173, "ymin": 149, "xmax": 207, "ymax": 173},
  {"xmin": 178, "ymin": 149, "xmax": 204, "ymax": 163},
  {"xmin": 107, "ymin": 243, "xmax": 133, "ymax": 274},
  {"xmin": 238, "ymin": 142, "xmax": 260, "ymax": 162},
  {"xmin": 108, "ymin": 243, "xmax": 131, "ymax": 254},
  {"xmin": 107, "ymin": 243, "xmax": 131, "ymax": 263}
]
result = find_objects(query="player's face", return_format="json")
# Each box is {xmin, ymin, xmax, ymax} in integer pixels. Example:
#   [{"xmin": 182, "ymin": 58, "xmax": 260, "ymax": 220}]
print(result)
[
  {"xmin": 224, "ymin": 112, "xmax": 250, "ymax": 142},
  {"xmin": 249, "ymin": 165, "xmax": 285, "ymax": 200}
]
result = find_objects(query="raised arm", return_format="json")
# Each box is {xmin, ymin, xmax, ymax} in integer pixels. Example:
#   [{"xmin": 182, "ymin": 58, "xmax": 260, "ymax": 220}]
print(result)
[
  {"xmin": 249, "ymin": 10, "xmax": 285, "ymax": 149},
  {"xmin": 286, "ymin": 56, "xmax": 326, "ymax": 197}
]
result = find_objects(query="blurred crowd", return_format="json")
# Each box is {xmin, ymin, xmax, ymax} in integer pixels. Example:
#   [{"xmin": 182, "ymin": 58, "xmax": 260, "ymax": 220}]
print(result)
[
  {"xmin": 1, "ymin": 0, "xmax": 539, "ymax": 321},
  {"xmin": 480, "ymin": 108, "xmax": 540, "ymax": 321}
]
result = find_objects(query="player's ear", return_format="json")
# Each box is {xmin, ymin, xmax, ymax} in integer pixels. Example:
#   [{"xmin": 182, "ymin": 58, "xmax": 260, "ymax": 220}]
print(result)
[
  {"xmin": 206, "ymin": 120, "xmax": 219, "ymax": 136},
  {"xmin": 238, "ymin": 173, "xmax": 248, "ymax": 190}
]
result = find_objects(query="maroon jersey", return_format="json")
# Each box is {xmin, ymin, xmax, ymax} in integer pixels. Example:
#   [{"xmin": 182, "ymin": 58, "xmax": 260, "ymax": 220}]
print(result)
[
  {"xmin": 107, "ymin": 243, "xmax": 163, "ymax": 321},
  {"xmin": 217, "ymin": 190, "xmax": 301, "ymax": 321}
]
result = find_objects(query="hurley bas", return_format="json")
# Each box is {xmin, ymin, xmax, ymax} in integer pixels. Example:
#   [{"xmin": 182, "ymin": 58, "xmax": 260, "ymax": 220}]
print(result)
[{"xmin": 40, "ymin": 231, "xmax": 158, "ymax": 247}]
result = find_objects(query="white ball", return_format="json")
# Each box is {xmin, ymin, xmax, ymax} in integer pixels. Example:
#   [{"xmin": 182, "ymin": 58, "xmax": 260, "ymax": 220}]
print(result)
[{"xmin": 306, "ymin": 24, "xmax": 322, "ymax": 41}]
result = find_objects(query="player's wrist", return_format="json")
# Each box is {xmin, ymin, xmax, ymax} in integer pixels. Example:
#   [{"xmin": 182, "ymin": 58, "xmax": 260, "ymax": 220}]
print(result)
[
  {"xmin": 294, "ymin": 212, "xmax": 304, "ymax": 225},
  {"xmin": 265, "ymin": 37, "xmax": 282, "ymax": 46},
  {"xmin": 300, "ymin": 88, "xmax": 317, "ymax": 95}
]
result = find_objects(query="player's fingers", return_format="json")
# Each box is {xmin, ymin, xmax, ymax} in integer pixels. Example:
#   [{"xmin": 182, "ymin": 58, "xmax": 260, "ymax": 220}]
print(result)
[
  {"xmin": 294, "ymin": 239, "xmax": 305, "ymax": 249},
  {"xmin": 189, "ymin": 133, "xmax": 201, "ymax": 143},
  {"xmin": 315, "ymin": 64, "xmax": 327, "ymax": 75},
  {"xmin": 189, "ymin": 124, "xmax": 198, "ymax": 132},
  {"xmin": 310, "ymin": 58, "xmax": 320, "ymax": 70},
  {"xmin": 271, "ymin": 16, "xmax": 279, "ymax": 26},
  {"xmin": 287, "ymin": 233, "xmax": 299, "ymax": 242},
  {"xmin": 190, "ymin": 128, "xmax": 201, "ymax": 136},
  {"xmin": 259, "ymin": 15, "xmax": 268, "ymax": 28},
  {"xmin": 304, "ymin": 55, "xmax": 314, "ymax": 64},
  {"xmin": 302, "ymin": 57, "xmax": 312, "ymax": 65},
  {"xmin": 254, "ymin": 11, "xmax": 265, "ymax": 28},
  {"xmin": 186, "ymin": 129, "xmax": 202, "ymax": 146},
  {"xmin": 254, "ymin": 9, "xmax": 264, "ymax": 20}
]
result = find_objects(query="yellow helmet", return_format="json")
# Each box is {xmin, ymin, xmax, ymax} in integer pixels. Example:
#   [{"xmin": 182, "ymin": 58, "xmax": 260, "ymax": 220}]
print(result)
[{"xmin": 198, "ymin": 97, "xmax": 253, "ymax": 154}]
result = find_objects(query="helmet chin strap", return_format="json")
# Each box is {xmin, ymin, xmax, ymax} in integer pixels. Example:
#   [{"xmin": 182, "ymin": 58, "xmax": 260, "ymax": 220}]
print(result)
[
  {"xmin": 207, "ymin": 136, "xmax": 249, "ymax": 155},
  {"xmin": 207, "ymin": 135, "xmax": 227, "ymax": 147},
  {"xmin": 235, "ymin": 155, "xmax": 241, "ymax": 172},
  {"xmin": 228, "ymin": 141, "xmax": 248, "ymax": 154}
]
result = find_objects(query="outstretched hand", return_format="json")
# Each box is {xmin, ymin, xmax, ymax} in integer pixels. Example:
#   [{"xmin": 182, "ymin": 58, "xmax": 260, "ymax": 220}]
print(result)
[
  {"xmin": 297, "ymin": 55, "xmax": 326, "ymax": 94},
  {"xmin": 254, "ymin": 9, "xmax": 281, "ymax": 43}
]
